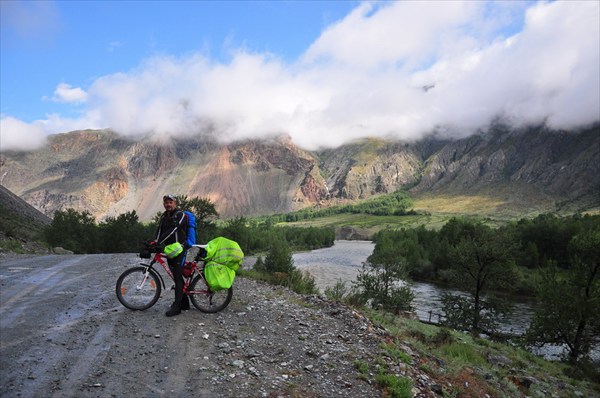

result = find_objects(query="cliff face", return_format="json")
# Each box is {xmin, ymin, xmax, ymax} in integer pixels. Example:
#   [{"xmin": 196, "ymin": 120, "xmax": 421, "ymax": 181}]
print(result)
[
  {"xmin": 0, "ymin": 131, "xmax": 328, "ymax": 220},
  {"xmin": 0, "ymin": 124, "xmax": 598, "ymax": 221},
  {"xmin": 410, "ymin": 125, "xmax": 600, "ymax": 211}
]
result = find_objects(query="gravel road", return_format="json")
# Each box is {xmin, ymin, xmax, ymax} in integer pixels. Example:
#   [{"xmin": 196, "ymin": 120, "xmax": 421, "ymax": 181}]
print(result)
[{"xmin": 0, "ymin": 253, "xmax": 445, "ymax": 398}]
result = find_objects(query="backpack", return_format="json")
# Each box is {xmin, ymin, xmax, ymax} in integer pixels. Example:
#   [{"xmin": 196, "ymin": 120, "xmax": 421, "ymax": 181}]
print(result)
[{"xmin": 180, "ymin": 210, "xmax": 197, "ymax": 248}]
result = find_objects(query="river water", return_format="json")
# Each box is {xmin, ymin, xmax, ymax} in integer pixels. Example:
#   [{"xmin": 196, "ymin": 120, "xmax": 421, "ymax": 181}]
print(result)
[
  {"xmin": 293, "ymin": 240, "xmax": 532, "ymax": 332},
  {"xmin": 292, "ymin": 240, "xmax": 599, "ymax": 363}
]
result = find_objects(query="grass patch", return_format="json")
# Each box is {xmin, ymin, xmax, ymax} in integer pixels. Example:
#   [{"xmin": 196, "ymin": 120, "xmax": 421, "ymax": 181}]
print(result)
[
  {"xmin": 375, "ymin": 373, "xmax": 413, "ymax": 398},
  {"xmin": 381, "ymin": 342, "xmax": 413, "ymax": 365},
  {"xmin": 441, "ymin": 342, "xmax": 486, "ymax": 368},
  {"xmin": 0, "ymin": 238, "xmax": 28, "ymax": 254},
  {"xmin": 279, "ymin": 195, "xmax": 517, "ymax": 236},
  {"xmin": 354, "ymin": 359, "xmax": 370, "ymax": 377},
  {"xmin": 413, "ymin": 195, "xmax": 507, "ymax": 215}
]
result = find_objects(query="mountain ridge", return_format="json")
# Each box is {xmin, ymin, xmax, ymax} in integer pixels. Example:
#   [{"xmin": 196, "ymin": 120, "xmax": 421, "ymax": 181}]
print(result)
[{"xmin": 0, "ymin": 124, "xmax": 598, "ymax": 220}]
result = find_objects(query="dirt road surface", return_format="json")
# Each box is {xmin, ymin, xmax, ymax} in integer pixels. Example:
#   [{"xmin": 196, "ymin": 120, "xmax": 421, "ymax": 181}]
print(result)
[{"xmin": 2, "ymin": 253, "xmax": 440, "ymax": 398}]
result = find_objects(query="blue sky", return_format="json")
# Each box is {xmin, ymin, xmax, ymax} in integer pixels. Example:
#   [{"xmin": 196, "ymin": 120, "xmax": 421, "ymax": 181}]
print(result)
[{"xmin": 1, "ymin": 0, "xmax": 599, "ymax": 151}]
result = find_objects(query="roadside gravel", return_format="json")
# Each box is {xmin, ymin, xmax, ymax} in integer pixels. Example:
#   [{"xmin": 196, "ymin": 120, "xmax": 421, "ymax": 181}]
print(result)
[{"xmin": 0, "ymin": 253, "xmax": 442, "ymax": 398}]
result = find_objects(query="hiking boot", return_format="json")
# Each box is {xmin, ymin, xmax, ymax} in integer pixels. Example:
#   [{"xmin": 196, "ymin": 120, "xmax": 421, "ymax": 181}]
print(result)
[
  {"xmin": 165, "ymin": 305, "xmax": 181, "ymax": 317},
  {"xmin": 181, "ymin": 296, "xmax": 190, "ymax": 311}
]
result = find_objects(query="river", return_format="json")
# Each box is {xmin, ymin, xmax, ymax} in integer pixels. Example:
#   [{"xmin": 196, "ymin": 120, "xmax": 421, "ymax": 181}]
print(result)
[
  {"xmin": 293, "ymin": 240, "xmax": 533, "ymax": 332},
  {"xmin": 292, "ymin": 240, "xmax": 598, "ymax": 363}
]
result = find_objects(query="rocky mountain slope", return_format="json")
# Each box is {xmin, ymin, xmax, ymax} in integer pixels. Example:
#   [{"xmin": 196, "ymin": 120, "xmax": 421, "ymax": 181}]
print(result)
[
  {"xmin": 0, "ymin": 124, "xmax": 598, "ymax": 221},
  {"xmin": 0, "ymin": 184, "xmax": 51, "ymax": 254}
]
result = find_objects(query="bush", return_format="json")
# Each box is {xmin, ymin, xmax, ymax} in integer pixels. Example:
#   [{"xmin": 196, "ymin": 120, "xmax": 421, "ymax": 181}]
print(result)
[{"xmin": 324, "ymin": 279, "xmax": 349, "ymax": 301}]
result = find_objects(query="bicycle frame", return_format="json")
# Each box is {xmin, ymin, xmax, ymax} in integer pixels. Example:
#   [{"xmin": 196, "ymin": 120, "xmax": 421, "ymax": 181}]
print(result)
[{"xmin": 139, "ymin": 250, "xmax": 212, "ymax": 296}]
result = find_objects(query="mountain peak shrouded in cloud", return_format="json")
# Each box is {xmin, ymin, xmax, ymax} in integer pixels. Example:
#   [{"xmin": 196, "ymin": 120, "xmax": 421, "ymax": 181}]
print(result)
[{"xmin": 1, "ymin": 0, "xmax": 598, "ymax": 152}]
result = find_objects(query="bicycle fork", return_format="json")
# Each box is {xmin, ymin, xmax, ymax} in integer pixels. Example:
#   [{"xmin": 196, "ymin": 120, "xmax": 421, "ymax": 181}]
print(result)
[
  {"xmin": 139, "ymin": 264, "xmax": 166, "ymax": 291},
  {"xmin": 137, "ymin": 270, "xmax": 151, "ymax": 291}
]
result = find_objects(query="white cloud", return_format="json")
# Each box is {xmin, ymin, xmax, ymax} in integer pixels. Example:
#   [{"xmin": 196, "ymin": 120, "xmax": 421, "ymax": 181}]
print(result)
[
  {"xmin": 1, "ymin": 0, "xmax": 599, "ymax": 151},
  {"xmin": 0, "ymin": 116, "xmax": 48, "ymax": 151},
  {"xmin": 51, "ymin": 83, "xmax": 88, "ymax": 103}
]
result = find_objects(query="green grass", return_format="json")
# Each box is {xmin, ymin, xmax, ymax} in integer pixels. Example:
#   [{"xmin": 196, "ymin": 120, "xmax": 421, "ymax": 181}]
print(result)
[
  {"xmin": 358, "ymin": 307, "xmax": 600, "ymax": 398},
  {"xmin": 279, "ymin": 195, "xmax": 523, "ymax": 236},
  {"xmin": 375, "ymin": 373, "xmax": 413, "ymax": 398},
  {"xmin": 353, "ymin": 359, "xmax": 369, "ymax": 376},
  {"xmin": 441, "ymin": 342, "xmax": 486, "ymax": 367},
  {"xmin": 0, "ymin": 238, "xmax": 28, "ymax": 254},
  {"xmin": 381, "ymin": 342, "xmax": 413, "ymax": 365}
]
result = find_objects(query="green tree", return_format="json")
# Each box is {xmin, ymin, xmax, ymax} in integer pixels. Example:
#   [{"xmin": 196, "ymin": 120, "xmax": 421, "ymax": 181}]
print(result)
[
  {"xmin": 221, "ymin": 217, "xmax": 250, "ymax": 249},
  {"xmin": 442, "ymin": 222, "xmax": 517, "ymax": 333},
  {"xmin": 44, "ymin": 209, "xmax": 99, "ymax": 253},
  {"xmin": 98, "ymin": 210, "xmax": 146, "ymax": 253},
  {"xmin": 526, "ymin": 229, "xmax": 600, "ymax": 363},
  {"xmin": 261, "ymin": 239, "xmax": 318, "ymax": 294},
  {"xmin": 355, "ymin": 236, "xmax": 414, "ymax": 314},
  {"xmin": 264, "ymin": 239, "xmax": 295, "ymax": 275}
]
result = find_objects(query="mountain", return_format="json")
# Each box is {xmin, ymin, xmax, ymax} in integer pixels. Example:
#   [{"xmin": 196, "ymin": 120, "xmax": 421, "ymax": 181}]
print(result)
[
  {"xmin": 0, "ymin": 124, "xmax": 598, "ymax": 221},
  {"xmin": 318, "ymin": 124, "xmax": 600, "ymax": 215},
  {"xmin": 0, "ymin": 184, "xmax": 51, "ymax": 253}
]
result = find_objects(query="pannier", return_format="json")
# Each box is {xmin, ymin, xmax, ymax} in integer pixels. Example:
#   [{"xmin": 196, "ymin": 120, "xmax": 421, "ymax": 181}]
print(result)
[{"xmin": 202, "ymin": 237, "xmax": 244, "ymax": 290}]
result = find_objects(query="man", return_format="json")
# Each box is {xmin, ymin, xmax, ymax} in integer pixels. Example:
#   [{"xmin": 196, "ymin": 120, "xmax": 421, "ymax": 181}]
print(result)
[{"xmin": 156, "ymin": 194, "xmax": 190, "ymax": 316}]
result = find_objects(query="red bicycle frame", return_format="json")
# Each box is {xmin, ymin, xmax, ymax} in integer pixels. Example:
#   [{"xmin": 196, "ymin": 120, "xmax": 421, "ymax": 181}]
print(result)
[{"xmin": 143, "ymin": 252, "xmax": 210, "ymax": 295}]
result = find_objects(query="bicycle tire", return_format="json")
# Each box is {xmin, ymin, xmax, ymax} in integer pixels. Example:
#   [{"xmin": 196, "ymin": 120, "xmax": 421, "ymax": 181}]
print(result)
[
  {"xmin": 188, "ymin": 274, "xmax": 233, "ymax": 313},
  {"xmin": 116, "ymin": 267, "xmax": 162, "ymax": 310}
]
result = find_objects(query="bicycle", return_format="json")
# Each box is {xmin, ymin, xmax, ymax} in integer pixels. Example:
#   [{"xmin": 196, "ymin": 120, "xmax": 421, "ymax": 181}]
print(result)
[{"xmin": 115, "ymin": 242, "xmax": 233, "ymax": 313}]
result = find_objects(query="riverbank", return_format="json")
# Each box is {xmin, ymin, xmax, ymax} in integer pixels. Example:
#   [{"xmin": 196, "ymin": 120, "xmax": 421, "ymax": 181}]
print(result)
[{"xmin": 289, "ymin": 240, "xmax": 600, "ymax": 367}]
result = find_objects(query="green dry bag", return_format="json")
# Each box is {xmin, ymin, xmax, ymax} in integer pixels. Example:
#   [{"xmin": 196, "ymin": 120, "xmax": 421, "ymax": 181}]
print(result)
[
  {"xmin": 204, "ymin": 264, "xmax": 235, "ymax": 291},
  {"xmin": 202, "ymin": 237, "xmax": 243, "ymax": 291},
  {"xmin": 204, "ymin": 237, "xmax": 244, "ymax": 271}
]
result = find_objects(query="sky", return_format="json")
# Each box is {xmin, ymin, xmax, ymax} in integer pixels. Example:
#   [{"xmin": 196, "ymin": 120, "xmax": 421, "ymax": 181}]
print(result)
[{"xmin": 1, "ymin": 0, "xmax": 599, "ymax": 152}]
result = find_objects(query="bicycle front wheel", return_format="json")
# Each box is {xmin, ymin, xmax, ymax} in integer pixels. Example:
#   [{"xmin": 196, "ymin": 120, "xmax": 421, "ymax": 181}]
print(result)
[
  {"xmin": 116, "ymin": 267, "xmax": 162, "ymax": 310},
  {"xmin": 189, "ymin": 275, "xmax": 233, "ymax": 313}
]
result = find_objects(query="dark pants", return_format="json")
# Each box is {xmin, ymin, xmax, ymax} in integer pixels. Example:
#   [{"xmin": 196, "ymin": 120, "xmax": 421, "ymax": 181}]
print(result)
[{"xmin": 168, "ymin": 251, "xmax": 187, "ymax": 308}]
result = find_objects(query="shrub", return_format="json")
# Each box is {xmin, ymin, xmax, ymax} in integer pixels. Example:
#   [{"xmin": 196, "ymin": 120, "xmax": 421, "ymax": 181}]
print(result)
[{"xmin": 324, "ymin": 279, "xmax": 348, "ymax": 301}]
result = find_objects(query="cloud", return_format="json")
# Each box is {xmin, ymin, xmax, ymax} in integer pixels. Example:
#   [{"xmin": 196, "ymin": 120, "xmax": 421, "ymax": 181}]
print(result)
[
  {"xmin": 1, "ymin": 0, "xmax": 599, "ymax": 151},
  {"xmin": 107, "ymin": 41, "xmax": 124, "ymax": 52},
  {"xmin": 50, "ymin": 83, "xmax": 89, "ymax": 103},
  {"xmin": 0, "ymin": 116, "xmax": 48, "ymax": 151}
]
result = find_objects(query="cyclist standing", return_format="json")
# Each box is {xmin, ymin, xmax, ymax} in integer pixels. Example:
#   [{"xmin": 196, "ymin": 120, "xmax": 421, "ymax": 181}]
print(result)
[{"xmin": 156, "ymin": 194, "xmax": 190, "ymax": 316}]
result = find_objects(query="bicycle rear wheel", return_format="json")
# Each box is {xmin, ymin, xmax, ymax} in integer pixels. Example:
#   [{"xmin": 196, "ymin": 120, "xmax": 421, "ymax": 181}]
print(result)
[
  {"xmin": 116, "ymin": 267, "xmax": 162, "ymax": 310},
  {"xmin": 188, "ymin": 274, "xmax": 233, "ymax": 313}
]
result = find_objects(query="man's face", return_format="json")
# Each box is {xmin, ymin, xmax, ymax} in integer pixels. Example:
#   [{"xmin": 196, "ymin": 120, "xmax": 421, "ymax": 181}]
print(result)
[{"xmin": 163, "ymin": 198, "xmax": 176, "ymax": 211}]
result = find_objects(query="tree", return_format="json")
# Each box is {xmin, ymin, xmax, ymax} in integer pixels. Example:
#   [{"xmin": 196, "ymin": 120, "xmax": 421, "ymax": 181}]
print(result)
[
  {"xmin": 526, "ymin": 229, "xmax": 600, "ymax": 363},
  {"xmin": 44, "ymin": 209, "xmax": 99, "ymax": 253},
  {"xmin": 175, "ymin": 195, "xmax": 219, "ymax": 242},
  {"xmin": 354, "ymin": 235, "xmax": 414, "ymax": 314},
  {"xmin": 221, "ymin": 217, "xmax": 249, "ymax": 250},
  {"xmin": 261, "ymin": 239, "xmax": 318, "ymax": 294},
  {"xmin": 264, "ymin": 239, "xmax": 295, "ymax": 275},
  {"xmin": 98, "ymin": 210, "xmax": 146, "ymax": 253},
  {"xmin": 442, "ymin": 222, "xmax": 517, "ymax": 334}
]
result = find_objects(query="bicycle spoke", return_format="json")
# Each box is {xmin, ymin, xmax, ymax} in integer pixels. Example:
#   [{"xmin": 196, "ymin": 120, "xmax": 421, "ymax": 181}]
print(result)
[
  {"xmin": 116, "ymin": 267, "xmax": 162, "ymax": 310},
  {"xmin": 188, "ymin": 274, "xmax": 233, "ymax": 313}
]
